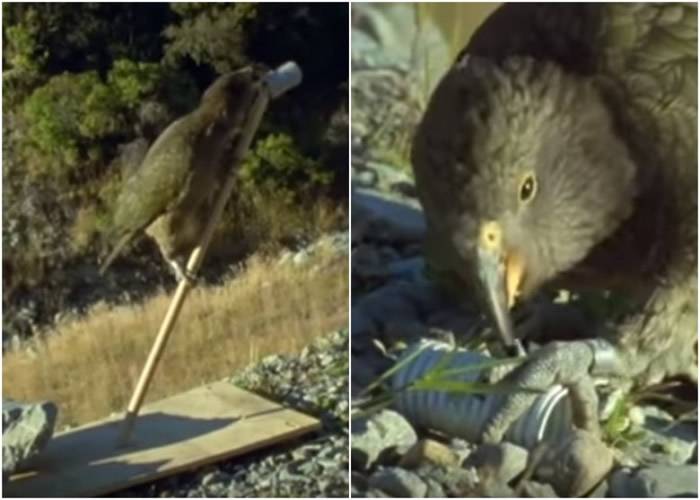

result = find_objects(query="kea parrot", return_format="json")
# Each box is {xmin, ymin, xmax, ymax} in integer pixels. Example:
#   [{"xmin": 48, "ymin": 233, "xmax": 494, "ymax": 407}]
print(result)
[
  {"xmin": 411, "ymin": 3, "xmax": 697, "ymax": 441},
  {"xmin": 100, "ymin": 67, "xmax": 262, "ymax": 280}
]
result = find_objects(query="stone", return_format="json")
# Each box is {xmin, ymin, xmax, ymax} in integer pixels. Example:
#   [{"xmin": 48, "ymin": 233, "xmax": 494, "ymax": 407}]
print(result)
[
  {"xmin": 399, "ymin": 438, "xmax": 459, "ymax": 469},
  {"xmin": 351, "ymin": 410, "xmax": 418, "ymax": 470},
  {"xmin": 353, "ymin": 245, "xmax": 389, "ymax": 280},
  {"xmin": 352, "ymin": 188, "xmax": 426, "ymax": 244},
  {"xmin": 535, "ymin": 429, "xmax": 614, "ymax": 497},
  {"xmin": 351, "ymin": 281, "xmax": 442, "ymax": 339},
  {"xmin": 387, "ymin": 257, "xmax": 426, "ymax": 283},
  {"xmin": 2, "ymin": 399, "xmax": 58, "ymax": 476},
  {"xmin": 609, "ymin": 465, "xmax": 698, "ymax": 498},
  {"xmin": 518, "ymin": 480, "xmax": 558, "ymax": 498},
  {"xmin": 448, "ymin": 437, "xmax": 475, "ymax": 464},
  {"xmin": 464, "ymin": 442, "xmax": 529, "ymax": 485},
  {"xmin": 369, "ymin": 467, "xmax": 428, "ymax": 497},
  {"xmin": 423, "ymin": 476, "xmax": 446, "ymax": 498},
  {"xmin": 418, "ymin": 463, "xmax": 479, "ymax": 496}
]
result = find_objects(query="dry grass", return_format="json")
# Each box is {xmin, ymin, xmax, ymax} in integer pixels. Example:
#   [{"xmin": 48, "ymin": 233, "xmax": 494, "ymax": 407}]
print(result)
[{"xmin": 2, "ymin": 249, "xmax": 348, "ymax": 429}]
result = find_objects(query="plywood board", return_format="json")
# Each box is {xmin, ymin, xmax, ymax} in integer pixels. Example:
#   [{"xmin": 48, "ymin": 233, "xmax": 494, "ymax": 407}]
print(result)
[{"xmin": 6, "ymin": 381, "xmax": 320, "ymax": 497}]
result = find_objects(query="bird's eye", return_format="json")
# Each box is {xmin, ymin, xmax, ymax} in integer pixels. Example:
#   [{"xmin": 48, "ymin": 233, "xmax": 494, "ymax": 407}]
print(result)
[{"xmin": 518, "ymin": 173, "xmax": 537, "ymax": 203}]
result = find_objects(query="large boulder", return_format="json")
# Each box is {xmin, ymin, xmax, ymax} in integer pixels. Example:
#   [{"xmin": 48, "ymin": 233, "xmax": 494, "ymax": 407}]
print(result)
[{"xmin": 2, "ymin": 399, "xmax": 58, "ymax": 480}]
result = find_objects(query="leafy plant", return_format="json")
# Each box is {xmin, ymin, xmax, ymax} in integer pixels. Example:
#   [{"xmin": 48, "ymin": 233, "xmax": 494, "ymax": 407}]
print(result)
[
  {"xmin": 164, "ymin": 3, "xmax": 257, "ymax": 73},
  {"xmin": 241, "ymin": 133, "xmax": 334, "ymax": 197}
]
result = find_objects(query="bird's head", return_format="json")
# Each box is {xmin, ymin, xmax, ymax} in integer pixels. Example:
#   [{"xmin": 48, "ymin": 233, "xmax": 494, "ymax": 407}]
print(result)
[
  {"xmin": 200, "ymin": 66, "xmax": 267, "ymax": 122},
  {"xmin": 417, "ymin": 56, "xmax": 639, "ymax": 347}
]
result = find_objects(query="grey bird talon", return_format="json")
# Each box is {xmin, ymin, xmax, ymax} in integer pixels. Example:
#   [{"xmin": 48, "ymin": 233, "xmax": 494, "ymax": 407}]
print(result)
[
  {"xmin": 482, "ymin": 341, "xmax": 601, "ymax": 444},
  {"xmin": 168, "ymin": 260, "xmax": 197, "ymax": 284}
]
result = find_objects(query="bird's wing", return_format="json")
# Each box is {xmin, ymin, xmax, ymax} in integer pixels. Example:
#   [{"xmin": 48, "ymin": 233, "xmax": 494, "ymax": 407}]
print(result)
[{"xmin": 100, "ymin": 116, "xmax": 201, "ymax": 273}]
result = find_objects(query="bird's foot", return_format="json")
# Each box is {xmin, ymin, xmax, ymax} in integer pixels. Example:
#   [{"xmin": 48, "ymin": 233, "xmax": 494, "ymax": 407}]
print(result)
[
  {"xmin": 482, "ymin": 339, "xmax": 623, "ymax": 443},
  {"xmin": 170, "ymin": 260, "xmax": 198, "ymax": 285}
]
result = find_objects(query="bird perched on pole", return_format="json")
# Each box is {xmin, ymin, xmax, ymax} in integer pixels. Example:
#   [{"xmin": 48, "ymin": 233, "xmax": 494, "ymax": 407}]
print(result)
[
  {"xmin": 100, "ymin": 67, "xmax": 263, "ymax": 280},
  {"xmin": 411, "ymin": 3, "xmax": 696, "ymax": 441}
]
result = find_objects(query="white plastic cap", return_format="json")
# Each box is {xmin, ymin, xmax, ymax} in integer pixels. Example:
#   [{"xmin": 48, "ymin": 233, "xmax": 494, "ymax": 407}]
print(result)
[{"xmin": 263, "ymin": 61, "xmax": 303, "ymax": 98}]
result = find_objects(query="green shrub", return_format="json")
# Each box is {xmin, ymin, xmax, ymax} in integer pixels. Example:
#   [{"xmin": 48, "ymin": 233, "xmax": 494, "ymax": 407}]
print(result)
[
  {"xmin": 107, "ymin": 59, "xmax": 164, "ymax": 109},
  {"xmin": 240, "ymin": 133, "xmax": 334, "ymax": 198},
  {"xmin": 164, "ymin": 3, "xmax": 257, "ymax": 73},
  {"xmin": 20, "ymin": 59, "xmax": 165, "ymax": 180}
]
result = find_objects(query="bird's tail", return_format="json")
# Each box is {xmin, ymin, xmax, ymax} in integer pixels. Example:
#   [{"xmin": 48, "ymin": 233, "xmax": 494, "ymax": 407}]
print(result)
[{"xmin": 99, "ymin": 232, "xmax": 133, "ymax": 275}]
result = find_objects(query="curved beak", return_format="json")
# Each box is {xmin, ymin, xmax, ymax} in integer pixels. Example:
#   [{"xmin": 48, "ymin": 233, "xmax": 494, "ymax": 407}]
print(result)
[{"xmin": 476, "ymin": 222, "xmax": 525, "ymax": 351}]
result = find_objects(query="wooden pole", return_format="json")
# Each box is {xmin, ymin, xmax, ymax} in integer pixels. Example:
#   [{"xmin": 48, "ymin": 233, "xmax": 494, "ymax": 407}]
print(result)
[{"xmin": 117, "ymin": 63, "xmax": 299, "ymax": 447}]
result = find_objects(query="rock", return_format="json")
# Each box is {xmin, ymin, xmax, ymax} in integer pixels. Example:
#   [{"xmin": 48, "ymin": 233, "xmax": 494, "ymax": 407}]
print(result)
[
  {"xmin": 617, "ymin": 405, "xmax": 698, "ymax": 467},
  {"xmin": 2, "ymin": 399, "xmax": 58, "ymax": 476},
  {"xmin": 364, "ymin": 161, "xmax": 416, "ymax": 194},
  {"xmin": 353, "ymin": 244, "xmax": 390, "ymax": 280},
  {"xmin": 535, "ymin": 429, "xmax": 614, "ymax": 497},
  {"xmin": 369, "ymin": 467, "xmax": 428, "ymax": 497},
  {"xmin": 399, "ymin": 438, "xmax": 459, "ymax": 469},
  {"xmin": 416, "ymin": 463, "xmax": 479, "ymax": 496},
  {"xmin": 423, "ymin": 476, "xmax": 447, "ymax": 498},
  {"xmin": 448, "ymin": 438, "xmax": 476, "ymax": 465},
  {"xmin": 352, "ymin": 188, "xmax": 426, "ymax": 244},
  {"xmin": 352, "ymin": 167, "xmax": 378, "ymax": 188},
  {"xmin": 518, "ymin": 480, "xmax": 559, "ymax": 498},
  {"xmin": 351, "ymin": 410, "xmax": 418, "ymax": 470},
  {"xmin": 479, "ymin": 481, "xmax": 517, "ymax": 498},
  {"xmin": 464, "ymin": 442, "xmax": 529, "ymax": 486},
  {"xmin": 609, "ymin": 465, "xmax": 698, "ymax": 498},
  {"xmin": 351, "ymin": 281, "xmax": 442, "ymax": 339},
  {"xmin": 386, "ymin": 257, "xmax": 426, "ymax": 283},
  {"xmin": 586, "ymin": 478, "xmax": 610, "ymax": 498}
]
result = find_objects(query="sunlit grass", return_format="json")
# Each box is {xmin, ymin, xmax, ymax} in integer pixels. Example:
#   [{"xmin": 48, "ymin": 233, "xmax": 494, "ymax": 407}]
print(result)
[{"xmin": 3, "ymin": 249, "xmax": 348, "ymax": 429}]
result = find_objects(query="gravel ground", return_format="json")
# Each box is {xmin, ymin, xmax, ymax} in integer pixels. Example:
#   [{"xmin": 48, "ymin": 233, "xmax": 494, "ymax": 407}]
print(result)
[{"xmin": 115, "ymin": 329, "xmax": 349, "ymax": 498}]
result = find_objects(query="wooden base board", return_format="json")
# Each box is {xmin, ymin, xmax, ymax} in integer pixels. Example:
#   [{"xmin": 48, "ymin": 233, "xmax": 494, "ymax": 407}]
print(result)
[{"xmin": 6, "ymin": 381, "xmax": 320, "ymax": 497}]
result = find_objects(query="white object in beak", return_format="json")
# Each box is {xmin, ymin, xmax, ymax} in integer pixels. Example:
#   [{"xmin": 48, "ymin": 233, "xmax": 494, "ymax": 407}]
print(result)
[{"xmin": 263, "ymin": 61, "xmax": 303, "ymax": 98}]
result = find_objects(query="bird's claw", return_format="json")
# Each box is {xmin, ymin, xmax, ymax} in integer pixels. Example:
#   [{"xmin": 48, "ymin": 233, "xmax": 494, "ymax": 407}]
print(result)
[
  {"xmin": 170, "ymin": 260, "xmax": 198, "ymax": 285},
  {"xmin": 482, "ymin": 340, "xmax": 615, "ymax": 444}
]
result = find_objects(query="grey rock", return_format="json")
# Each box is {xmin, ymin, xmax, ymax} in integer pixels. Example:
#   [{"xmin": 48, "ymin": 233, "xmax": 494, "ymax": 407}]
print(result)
[
  {"xmin": 353, "ymin": 244, "xmax": 390, "ymax": 280},
  {"xmin": 518, "ymin": 480, "xmax": 558, "ymax": 498},
  {"xmin": 480, "ymin": 481, "xmax": 517, "ymax": 498},
  {"xmin": 609, "ymin": 465, "xmax": 698, "ymax": 498},
  {"xmin": 352, "ymin": 167, "xmax": 378, "ymax": 188},
  {"xmin": 351, "ymin": 281, "xmax": 442, "ymax": 339},
  {"xmin": 369, "ymin": 467, "xmax": 428, "ymax": 497},
  {"xmin": 365, "ymin": 487, "xmax": 392, "ymax": 497},
  {"xmin": 587, "ymin": 479, "xmax": 610, "ymax": 498},
  {"xmin": 449, "ymin": 438, "xmax": 476, "ymax": 465},
  {"xmin": 423, "ymin": 477, "xmax": 446, "ymax": 498},
  {"xmin": 535, "ymin": 429, "xmax": 614, "ymax": 497},
  {"xmin": 464, "ymin": 442, "xmax": 529, "ymax": 485},
  {"xmin": 387, "ymin": 257, "xmax": 426, "ymax": 283},
  {"xmin": 363, "ymin": 161, "xmax": 416, "ymax": 195},
  {"xmin": 2, "ymin": 399, "xmax": 58, "ymax": 476},
  {"xmin": 417, "ymin": 463, "xmax": 479, "ymax": 496},
  {"xmin": 617, "ymin": 406, "xmax": 698, "ymax": 467},
  {"xmin": 353, "ymin": 188, "xmax": 426, "ymax": 244},
  {"xmin": 352, "ymin": 410, "xmax": 418, "ymax": 470}
]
